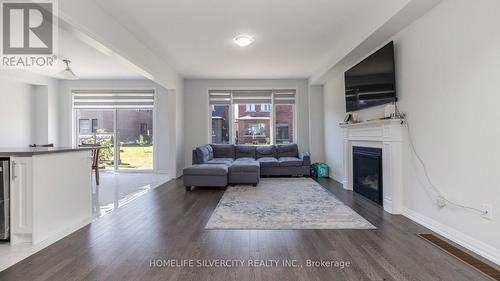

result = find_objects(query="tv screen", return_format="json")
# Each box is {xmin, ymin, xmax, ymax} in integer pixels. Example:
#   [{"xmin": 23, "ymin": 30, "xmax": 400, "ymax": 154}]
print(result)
[{"xmin": 344, "ymin": 42, "xmax": 396, "ymax": 112}]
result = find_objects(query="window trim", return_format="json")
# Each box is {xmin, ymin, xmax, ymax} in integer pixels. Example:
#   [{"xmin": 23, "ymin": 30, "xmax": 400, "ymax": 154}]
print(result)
[{"xmin": 208, "ymin": 89, "xmax": 297, "ymax": 145}]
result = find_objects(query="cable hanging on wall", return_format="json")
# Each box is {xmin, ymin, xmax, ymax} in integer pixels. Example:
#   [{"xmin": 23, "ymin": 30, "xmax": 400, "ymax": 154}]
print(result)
[{"xmin": 395, "ymin": 104, "xmax": 487, "ymax": 216}]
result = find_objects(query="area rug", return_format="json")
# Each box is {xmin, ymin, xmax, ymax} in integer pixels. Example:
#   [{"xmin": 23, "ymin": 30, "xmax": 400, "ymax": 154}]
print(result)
[{"xmin": 205, "ymin": 178, "xmax": 376, "ymax": 229}]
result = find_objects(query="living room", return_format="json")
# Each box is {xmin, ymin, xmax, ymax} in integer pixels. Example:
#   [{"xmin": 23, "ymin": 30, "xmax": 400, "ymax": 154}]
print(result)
[{"xmin": 0, "ymin": 0, "xmax": 499, "ymax": 280}]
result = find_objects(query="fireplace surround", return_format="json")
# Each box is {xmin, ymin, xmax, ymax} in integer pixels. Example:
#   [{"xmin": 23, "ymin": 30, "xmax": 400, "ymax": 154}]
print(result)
[{"xmin": 340, "ymin": 119, "xmax": 404, "ymax": 214}]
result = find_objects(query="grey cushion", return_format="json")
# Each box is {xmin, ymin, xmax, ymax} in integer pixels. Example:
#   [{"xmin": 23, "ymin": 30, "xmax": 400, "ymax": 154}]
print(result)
[
  {"xmin": 229, "ymin": 160, "xmax": 260, "ymax": 172},
  {"xmin": 207, "ymin": 158, "xmax": 234, "ymax": 166},
  {"xmin": 278, "ymin": 157, "xmax": 303, "ymax": 167},
  {"xmin": 183, "ymin": 164, "xmax": 228, "ymax": 176},
  {"xmin": 234, "ymin": 157, "xmax": 255, "ymax": 162},
  {"xmin": 184, "ymin": 175, "xmax": 227, "ymax": 187},
  {"xmin": 256, "ymin": 145, "xmax": 277, "ymax": 159},
  {"xmin": 299, "ymin": 152, "xmax": 311, "ymax": 166},
  {"xmin": 235, "ymin": 145, "xmax": 256, "ymax": 159},
  {"xmin": 206, "ymin": 144, "xmax": 214, "ymax": 159},
  {"xmin": 277, "ymin": 144, "xmax": 299, "ymax": 158},
  {"xmin": 258, "ymin": 157, "xmax": 279, "ymax": 167},
  {"xmin": 210, "ymin": 144, "xmax": 235, "ymax": 159},
  {"xmin": 195, "ymin": 145, "xmax": 213, "ymax": 163}
]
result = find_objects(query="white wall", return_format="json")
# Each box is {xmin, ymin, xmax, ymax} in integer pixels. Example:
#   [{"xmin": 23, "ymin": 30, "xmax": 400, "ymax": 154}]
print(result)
[
  {"xmin": 58, "ymin": 79, "xmax": 182, "ymax": 177},
  {"xmin": 308, "ymin": 85, "xmax": 325, "ymax": 163},
  {"xmin": 0, "ymin": 71, "xmax": 60, "ymax": 146},
  {"xmin": 33, "ymin": 86, "xmax": 49, "ymax": 144},
  {"xmin": 183, "ymin": 79, "xmax": 311, "ymax": 166},
  {"xmin": 323, "ymin": 76, "xmax": 347, "ymax": 183},
  {"xmin": 323, "ymin": 0, "xmax": 500, "ymax": 264},
  {"xmin": 0, "ymin": 78, "xmax": 35, "ymax": 147},
  {"xmin": 175, "ymin": 83, "xmax": 185, "ymax": 177}
]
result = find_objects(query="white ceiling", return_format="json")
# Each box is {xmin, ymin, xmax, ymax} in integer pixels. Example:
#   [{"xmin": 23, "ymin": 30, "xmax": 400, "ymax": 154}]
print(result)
[
  {"xmin": 29, "ymin": 28, "xmax": 145, "ymax": 80},
  {"xmin": 95, "ymin": 0, "xmax": 409, "ymax": 79},
  {"xmin": 57, "ymin": 29, "xmax": 144, "ymax": 79}
]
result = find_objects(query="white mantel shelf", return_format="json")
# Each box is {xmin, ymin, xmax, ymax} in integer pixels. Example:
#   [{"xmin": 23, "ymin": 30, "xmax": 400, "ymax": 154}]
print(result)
[
  {"xmin": 340, "ymin": 118, "xmax": 404, "ymax": 214},
  {"xmin": 339, "ymin": 118, "xmax": 404, "ymax": 128}
]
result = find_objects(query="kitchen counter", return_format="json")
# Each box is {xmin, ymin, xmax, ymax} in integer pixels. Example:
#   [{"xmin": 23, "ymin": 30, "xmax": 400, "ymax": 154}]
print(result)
[
  {"xmin": 0, "ymin": 146, "xmax": 94, "ymax": 157},
  {"xmin": 6, "ymin": 148, "xmax": 93, "ymax": 245}
]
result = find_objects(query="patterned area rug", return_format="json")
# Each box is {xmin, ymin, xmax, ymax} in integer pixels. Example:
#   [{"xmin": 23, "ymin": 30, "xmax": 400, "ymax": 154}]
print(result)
[{"xmin": 205, "ymin": 178, "xmax": 376, "ymax": 229}]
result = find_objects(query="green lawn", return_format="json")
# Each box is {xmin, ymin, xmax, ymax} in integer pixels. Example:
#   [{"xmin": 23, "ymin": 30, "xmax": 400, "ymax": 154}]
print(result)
[{"xmin": 100, "ymin": 144, "xmax": 153, "ymax": 170}]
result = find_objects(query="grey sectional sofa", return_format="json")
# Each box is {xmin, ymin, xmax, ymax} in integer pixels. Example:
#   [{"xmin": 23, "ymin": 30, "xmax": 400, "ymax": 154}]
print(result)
[{"xmin": 184, "ymin": 144, "xmax": 310, "ymax": 190}]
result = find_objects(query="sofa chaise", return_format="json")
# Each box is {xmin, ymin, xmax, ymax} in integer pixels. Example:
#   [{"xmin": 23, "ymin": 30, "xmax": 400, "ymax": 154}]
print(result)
[{"xmin": 183, "ymin": 144, "xmax": 310, "ymax": 190}]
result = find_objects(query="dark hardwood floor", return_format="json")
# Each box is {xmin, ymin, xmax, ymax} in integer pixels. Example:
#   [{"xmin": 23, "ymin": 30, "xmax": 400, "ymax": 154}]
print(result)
[{"xmin": 0, "ymin": 177, "xmax": 490, "ymax": 281}]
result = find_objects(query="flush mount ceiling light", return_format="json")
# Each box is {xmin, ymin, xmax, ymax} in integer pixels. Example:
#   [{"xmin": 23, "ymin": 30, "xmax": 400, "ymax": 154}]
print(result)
[
  {"xmin": 233, "ymin": 35, "xmax": 254, "ymax": 47},
  {"xmin": 57, "ymin": 59, "xmax": 78, "ymax": 80}
]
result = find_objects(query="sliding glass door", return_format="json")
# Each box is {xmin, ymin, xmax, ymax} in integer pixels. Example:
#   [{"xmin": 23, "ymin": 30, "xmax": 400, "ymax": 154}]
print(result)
[
  {"xmin": 75, "ymin": 109, "xmax": 154, "ymax": 171},
  {"xmin": 73, "ymin": 89, "xmax": 155, "ymax": 172},
  {"xmin": 116, "ymin": 109, "xmax": 154, "ymax": 170}
]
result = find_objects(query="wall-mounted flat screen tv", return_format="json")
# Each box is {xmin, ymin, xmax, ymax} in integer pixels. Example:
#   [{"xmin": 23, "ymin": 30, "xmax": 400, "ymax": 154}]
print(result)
[{"xmin": 344, "ymin": 41, "xmax": 396, "ymax": 112}]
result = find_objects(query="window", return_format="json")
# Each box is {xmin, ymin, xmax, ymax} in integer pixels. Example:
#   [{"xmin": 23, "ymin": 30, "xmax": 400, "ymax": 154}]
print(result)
[
  {"xmin": 235, "ymin": 103, "xmax": 271, "ymax": 145},
  {"xmin": 79, "ymin": 119, "xmax": 91, "ymax": 134},
  {"xmin": 276, "ymin": 124, "xmax": 289, "ymax": 141},
  {"xmin": 211, "ymin": 105, "xmax": 230, "ymax": 144},
  {"xmin": 244, "ymin": 123, "xmax": 266, "ymax": 136},
  {"xmin": 245, "ymin": 104, "xmax": 256, "ymax": 112},
  {"xmin": 92, "ymin": 119, "xmax": 98, "ymax": 133},
  {"xmin": 140, "ymin": 123, "xmax": 149, "ymax": 136},
  {"xmin": 208, "ymin": 90, "xmax": 295, "ymax": 145},
  {"xmin": 275, "ymin": 104, "xmax": 294, "ymax": 144}
]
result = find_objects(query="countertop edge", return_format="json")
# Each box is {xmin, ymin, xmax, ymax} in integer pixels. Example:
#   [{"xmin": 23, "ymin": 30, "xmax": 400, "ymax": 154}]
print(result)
[{"xmin": 0, "ymin": 147, "xmax": 95, "ymax": 157}]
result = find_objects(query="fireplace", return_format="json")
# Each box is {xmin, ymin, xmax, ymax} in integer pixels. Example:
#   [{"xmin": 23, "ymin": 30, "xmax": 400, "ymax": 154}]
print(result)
[{"xmin": 353, "ymin": 146, "xmax": 383, "ymax": 205}]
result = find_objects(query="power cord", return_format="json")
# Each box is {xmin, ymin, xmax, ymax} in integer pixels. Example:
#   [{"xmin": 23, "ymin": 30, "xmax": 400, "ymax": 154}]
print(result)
[{"xmin": 395, "ymin": 105, "xmax": 487, "ymax": 216}]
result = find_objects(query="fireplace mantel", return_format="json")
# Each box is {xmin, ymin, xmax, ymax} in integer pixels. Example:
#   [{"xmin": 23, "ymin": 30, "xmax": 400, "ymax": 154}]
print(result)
[{"xmin": 340, "ymin": 119, "xmax": 404, "ymax": 214}]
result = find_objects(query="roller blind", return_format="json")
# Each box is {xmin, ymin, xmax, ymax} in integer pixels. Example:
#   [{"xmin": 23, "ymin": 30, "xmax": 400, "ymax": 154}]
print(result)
[
  {"xmin": 208, "ymin": 90, "xmax": 232, "ymax": 105},
  {"xmin": 273, "ymin": 90, "xmax": 296, "ymax": 104},
  {"xmin": 72, "ymin": 89, "xmax": 155, "ymax": 109},
  {"xmin": 208, "ymin": 89, "xmax": 296, "ymax": 105},
  {"xmin": 231, "ymin": 90, "xmax": 272, "ymax": 104}
]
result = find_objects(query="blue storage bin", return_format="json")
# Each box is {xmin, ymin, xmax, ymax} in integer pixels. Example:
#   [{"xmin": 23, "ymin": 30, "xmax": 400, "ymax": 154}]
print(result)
[{"xmin": 311, "ymin": 163, "xmax": 329, "ymax": 178}]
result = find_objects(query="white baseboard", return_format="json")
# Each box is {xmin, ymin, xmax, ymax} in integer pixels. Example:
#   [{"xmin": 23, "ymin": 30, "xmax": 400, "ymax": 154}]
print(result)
[
  {"xmin": 331, "ymin": 173, "xmax": 348, "ymax": 190},
  {"xmin": 331, "ymin": 173, "xmax": 343, "ymax": 184},
  {"xmin": 34, "ymin": 216, "xmax": 92, "ymax": 245},
  {"xmin": 0, "ymin": 217, "xmax": 92, "ymax": 272},
  {"xmin": 155, "ymin": 169, "xmax": 169, "ymax": 174},
  {"xmin": 403, "ymin": 208, "xmax": 500, "ymax": 266}
]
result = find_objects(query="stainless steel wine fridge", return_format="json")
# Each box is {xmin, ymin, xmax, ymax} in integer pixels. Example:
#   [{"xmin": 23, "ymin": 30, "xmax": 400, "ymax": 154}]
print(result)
[{"xmin": 0, "ymin": 158, "xmax": 10, "ymax": 240}]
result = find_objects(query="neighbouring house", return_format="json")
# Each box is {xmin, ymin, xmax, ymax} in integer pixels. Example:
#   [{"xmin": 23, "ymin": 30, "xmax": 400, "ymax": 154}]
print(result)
[
  {"xmin": 78, "ymin": 109, "xmax": 153, "ymax": 145},
  {"xmin": 211, "ymin": 103, "xmax": 294, "ymax": 145}
]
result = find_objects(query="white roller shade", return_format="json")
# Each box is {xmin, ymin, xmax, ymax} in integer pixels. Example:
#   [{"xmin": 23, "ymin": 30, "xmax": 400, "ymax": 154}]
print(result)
[
  {"xmin": 72, "ymin": 89, "xmax": 155, "ymax": 109},
  {"xmin": 232, "ymin": 90, "xmax": 272, "ymax": 104},
  {"xmin": 208, "ymin": 90, "xmax": 232, "ymax": 105},
  {"xmin": 273, "ymin": 90, "xmax": 296, "ymax": 104},
  {"xmin": 208, "ymin": 89, "xmax": 296, "ymax": 105}
]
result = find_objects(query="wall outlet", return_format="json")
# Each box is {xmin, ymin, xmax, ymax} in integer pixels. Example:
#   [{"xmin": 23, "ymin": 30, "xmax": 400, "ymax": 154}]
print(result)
[
  {"xmin": 481, "ymin": 204, "xmax": 493, "ymax": 220},
  {"xmin": 436, "ymin": 193, "xmax": 447, "ymax": 208}
]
